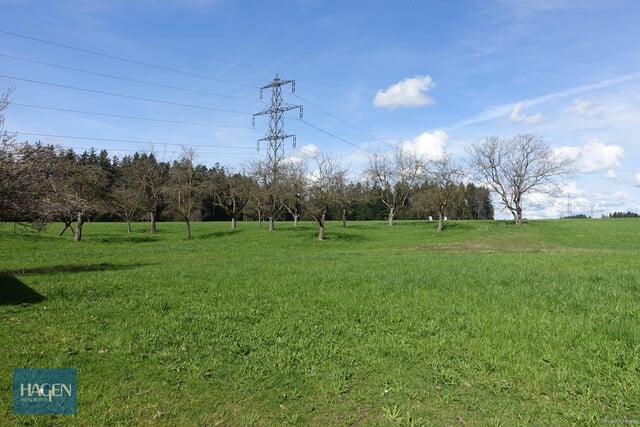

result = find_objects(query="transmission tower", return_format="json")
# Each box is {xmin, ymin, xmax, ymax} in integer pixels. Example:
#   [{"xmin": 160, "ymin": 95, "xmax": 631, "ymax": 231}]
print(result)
[{"xmin": 252, "ymin": 74, "xmax": 303, "ymax": 159}]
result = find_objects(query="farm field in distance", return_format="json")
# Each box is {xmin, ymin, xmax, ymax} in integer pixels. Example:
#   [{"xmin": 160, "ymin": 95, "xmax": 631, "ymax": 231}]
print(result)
[{"xmin": 1, "ymin": 219, "xmax": 639, "ymax": 425}]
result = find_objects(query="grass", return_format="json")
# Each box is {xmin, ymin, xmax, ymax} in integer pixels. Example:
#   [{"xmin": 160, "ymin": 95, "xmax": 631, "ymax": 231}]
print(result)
[{"xmin": 1, "ymin": 219, "xmax": 639, "ymax": 425}]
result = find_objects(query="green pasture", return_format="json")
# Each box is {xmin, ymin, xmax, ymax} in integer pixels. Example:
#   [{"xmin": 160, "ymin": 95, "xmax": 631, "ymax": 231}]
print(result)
[{"xmin": 1, "ymin": 219, "xmax": 639, "ymax": 425}]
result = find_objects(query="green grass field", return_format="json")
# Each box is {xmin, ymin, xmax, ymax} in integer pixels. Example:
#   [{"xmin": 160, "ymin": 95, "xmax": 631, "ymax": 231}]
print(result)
[{"xmin": 1, "ymin": 219, "xmax": 639, "ymax": 426}]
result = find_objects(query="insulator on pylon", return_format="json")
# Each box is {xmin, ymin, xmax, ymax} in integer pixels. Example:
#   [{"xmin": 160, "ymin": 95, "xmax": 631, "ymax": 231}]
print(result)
[
  {"xmin": 299, "ymin": 106, "xmax": 303, "ymax": 119},
  {"xmin": 292, "ymin": 135, "xmax": 296, "ymax": 148}
]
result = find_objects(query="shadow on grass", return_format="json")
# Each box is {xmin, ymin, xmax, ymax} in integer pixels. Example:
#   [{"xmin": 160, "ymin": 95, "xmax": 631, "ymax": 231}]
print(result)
[
  {"xmin": 0, "ymin": 262, "xmax": 152, "ymax": 276},
  {"xmin": 196, "ymin": 229, "xmax": 244, "ymax": 240},
  {"xmin": 95, "ymin": 235, "xmax": 159, "ymax": 243},
  {"xmin": 0, "ymin": 275, "xmax": 46, "ymax": 305},
  {"xmin": 323, "ymin": 230, "xmax": 368, "ymax": 242}
]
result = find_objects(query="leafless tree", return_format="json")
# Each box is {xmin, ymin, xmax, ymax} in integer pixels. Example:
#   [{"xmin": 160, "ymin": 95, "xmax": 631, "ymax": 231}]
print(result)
[
  {"xmin": 110, "ymin": 155, "xmax": 144, "ymax": 233},
  {"xmin": 132, "ymin": 152, "xmax": 169, "ymax": 234},
  {"xmin": 429, "ymin": 154, "xmax": 464, "ymax": 232},
  {"xmin": 279, "ymin": 161, "xmax": 307, "ymax": 227},
  {"xmin": 333, "ymin": 177, "xmax": 354, "ymax": 228},
  {"xmin": 0, "ymin": 142, "xmax": 58, "ymax": 225},
  {"xmin": 165, "ymin": 147, "xmax": 206, "ymax": 240},
  {"xmin": 306, "ymin": 153, "xmax": 348, "ymax": 240},
  {"xmin": 467, "ymin": 134, "xmax": 575, "ymax": 224},
  {"xmin": 365, "ymin": 146, "xmax": 426, "ymax": 226},
  {"xmin": 0, "ymin": 86, "xmax": 12, "ymax": 132},
  {"xmin": 52, "ymin": 149, "xmax": 109, "ymax": 241},
  {"xmin": 247, "ymin": 157, "xmax": 287, "ymax": 231},
  {"xmin": 213, "ymin": 169, "xmax": 253, "ymax": 229}
]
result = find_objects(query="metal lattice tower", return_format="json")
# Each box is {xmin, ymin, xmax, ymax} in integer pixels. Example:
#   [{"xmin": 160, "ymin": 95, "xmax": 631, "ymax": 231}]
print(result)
[{"xmin": 252, "ymin": 74, "xmax": 303, "ymax": 160}]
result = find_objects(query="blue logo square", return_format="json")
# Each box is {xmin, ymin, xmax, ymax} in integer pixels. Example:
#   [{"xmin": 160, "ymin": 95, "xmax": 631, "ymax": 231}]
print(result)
[{"xmin": 13, "ymin": 368, "xmax": 77, "ymax": 414}]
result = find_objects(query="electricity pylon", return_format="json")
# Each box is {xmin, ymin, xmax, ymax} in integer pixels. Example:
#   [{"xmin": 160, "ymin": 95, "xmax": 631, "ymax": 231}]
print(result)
[
  {"xmin": 252, "ymin": 74, "xmax": 303, "ymax": 231},
  {"xmin": 253, "ymin": 74, "xmax": 303, "ymax": 159}
]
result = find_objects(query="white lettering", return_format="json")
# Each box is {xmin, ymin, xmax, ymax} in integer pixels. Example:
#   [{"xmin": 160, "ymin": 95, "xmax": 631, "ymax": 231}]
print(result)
[{"xmin": 60, "ymin": 383, "xmax": 72, "ymax": 397}]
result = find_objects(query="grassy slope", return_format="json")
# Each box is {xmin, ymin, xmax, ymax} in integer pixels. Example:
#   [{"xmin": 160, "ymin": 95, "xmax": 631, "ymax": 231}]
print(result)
[{"xmin": 0, "ymin": 219, "xmax": 639, "ymax": 426}]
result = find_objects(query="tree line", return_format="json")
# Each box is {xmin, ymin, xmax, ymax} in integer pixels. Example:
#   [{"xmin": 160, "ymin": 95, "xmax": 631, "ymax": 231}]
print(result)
[{"xmin": 0, "ymin": 141, "xmax": 494, "ymax": 241}]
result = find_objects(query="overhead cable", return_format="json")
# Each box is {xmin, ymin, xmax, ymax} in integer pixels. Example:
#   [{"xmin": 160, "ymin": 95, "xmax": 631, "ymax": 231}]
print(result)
[
  {"xmin": 0, "ymin": 53, "xmax": 262, "ymax": 103},
  {"xmin": 0, "ymin": 73, "xmax": 252, "ymax": 115},
  {"xmin": 12, "ymin": 103, "xmax": 259, "ymax": 130},
  {"xmin": 0, "ymin": 29, "xmax": 257, "ymax": 89}
]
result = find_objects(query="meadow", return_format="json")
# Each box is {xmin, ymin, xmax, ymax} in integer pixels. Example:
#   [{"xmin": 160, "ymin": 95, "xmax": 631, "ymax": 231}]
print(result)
[{"xmin": 0, "ymin": 219, "xmax": 639, "ymax": 426}]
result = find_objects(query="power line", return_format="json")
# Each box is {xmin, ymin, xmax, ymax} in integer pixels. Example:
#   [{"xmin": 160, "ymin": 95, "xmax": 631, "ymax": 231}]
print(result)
[
  {"xmin": 12, "ymin": 103, "xmax": 259, "ymax": 130},
  {"xmin": 0, "ymin": 73, "xmax": 252, "ymax": 115},
  {"xmin": 0, "ymin": 29, "xmax": 257, "ymax": 89},
  {"xmin": 296, "ymin": 118, "xmax": 368, "ymax": 153},
  {"xmin": 294, "ymin": 93, "xmax": 386, "ymax": 145},
  {"xmin": 0, "ymin": 53, "xmax": 262, "ymax": 103},
  {"xmin": 12, "ymin": 131, "xmax": 257, "ymax": 150}
]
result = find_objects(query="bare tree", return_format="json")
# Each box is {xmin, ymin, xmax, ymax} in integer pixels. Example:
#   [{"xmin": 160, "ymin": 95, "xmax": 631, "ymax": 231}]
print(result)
[
  {"xmin": 0, "ymin": 142, "xmax": 57, "ymax": 225},
  {"xmin": 248, "ymin": 158, "xmax": 286, "ymax": 231},
  {"xmin": 365, "ymin": 146, "xmax": 426, "ymax": 226},
  {"xmin": 279, "ymin": 161, "xmax": 307, "ymax": 227},
  {"xmin": 54, "ymin": 149, "xmax": 109, "ymax": 241},
  {"xmin": 244, "ymin": 169, "xmax": 265, "ymax": 227},
  {"xmin": 110, "ymin": 155, "xmax": 144, "ymax": 233},
  {"xmin": 333, "ymin": 178, "xmax": 354, "ymax": 228},
  {"xmin": 132, "ymin": 152, "xmax": 169, "ymax": 234},
  {"xmin": 306, "ymin": 153, "xmax": 347, "ymax": 241},
  {"xmin": 213, "ymin": 169, "xmax": 253, "ymax": 229},
  {"xmin": 165, "ymin": 147, "xmax": 206, "ymax": 240},
  {"xmin": 467, "ymin": 134, "xmax": 575, "ymax": 224},
  {"xmin": 0, "ymin": 86, "xmax": 12, "ymax": 132},
  {"xmin": 429, "ymin": 154, "xmax": 464, "ymax": 232}
]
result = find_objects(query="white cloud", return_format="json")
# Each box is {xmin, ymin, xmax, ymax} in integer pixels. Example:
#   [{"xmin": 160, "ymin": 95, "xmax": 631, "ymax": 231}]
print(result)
[
  {"xmin": 285, "ymin": 143, "xmax": 321, "ymax": 165},
  {"xmin": 571, "ymin": 98, "xmax": 592, "ymax": 115},
  {"xmin": 400, "ymin": 130, "xmax": 448, "ymax": 161},
  {"xmin": 580, "ymin": 141, "xmax": 624, "ymax": 173},
  {"xmin": 509, "ymin": 102, "xmax": 544, "ymax": 124},
  {"xmin": 555, "ymin": 140, "xmax": 624, "ymax": 173},
  {"xmin": 603, "ymin": 169, "xmax": 617, "ymax": 179},
  {"xmin": 635, "ymin": 172, "xmax": 640, "ymax": 187},
  {"xmin": 373, "ymin": 75, "xmax": 435, "ymax": 109},
  {"xmin": 297, "ymin": 143, "xmax": 320, "ymax": 158},
  {"xmin": 451, "ymin": 72, "xmax": 640, "ymax": 129}
]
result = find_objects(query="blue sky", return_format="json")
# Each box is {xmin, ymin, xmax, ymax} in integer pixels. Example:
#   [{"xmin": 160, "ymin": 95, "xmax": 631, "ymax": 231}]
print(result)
[{"xmin": 1, "ymin": 0, "xmax": 639, "ymax": 219}]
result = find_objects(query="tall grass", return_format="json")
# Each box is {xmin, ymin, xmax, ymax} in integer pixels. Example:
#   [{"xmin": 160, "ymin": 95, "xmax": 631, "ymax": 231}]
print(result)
[{"xmin": 1, "ymin": 219, "xmax": 639, "ymax": 425}]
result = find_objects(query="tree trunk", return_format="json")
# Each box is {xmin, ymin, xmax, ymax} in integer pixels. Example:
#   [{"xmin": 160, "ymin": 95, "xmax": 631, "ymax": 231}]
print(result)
[
  {"xmin": 388, "ymin": 207, "xmax": 395, "ymax": 226},
  {"xmin": 317, "ymin": 212, "xmax": 325, "ymax": 241},
  {"xmin": 185, "ymin": 219, "xmax": 191, "ymax": 240},
  {"xmin": 127, "ymin": 220, "xmax": 132, "ymax": 234},
  {"xmin": 293, "ymin": 213, "xmax": 299, "ymax": 227},
  {"xmin": 74, "ymin": 211, "xmax": 83, "ymax": 242},
  {"xmin": 342, "ymin": 208, "xmax": 347, "ymax": 228},
  {"xmin": 231, "ymin": 217, "xmax": 237, "ymax": 229},
  {"xmin": 437, "ymin": 210, "xmax": 444, "ymax": 232},
  {"xmin": 150, "ymin": 211, "xmax": 157, "ymax": 234},
  {"xmin": 268, "ymin": 216, "xmax": 275, "ymax": 231},
  {"xmin": 511, "ymin": 207, "xmax": 523, "ymax": 225}
]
